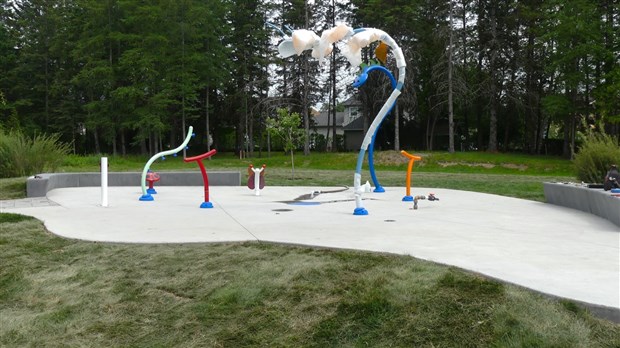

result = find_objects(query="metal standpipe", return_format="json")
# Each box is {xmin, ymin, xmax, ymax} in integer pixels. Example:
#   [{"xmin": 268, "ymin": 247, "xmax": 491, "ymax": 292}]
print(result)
[{"xmin": 101, "ymin": 157, "xmax": 108, "ymax": 207}]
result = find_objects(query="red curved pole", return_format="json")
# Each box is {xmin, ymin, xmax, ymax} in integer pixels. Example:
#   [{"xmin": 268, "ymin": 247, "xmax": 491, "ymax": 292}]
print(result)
[
  {"xmin": 184, "ymin": 149, "xmax": 217, "ymax": 204},
  {"xmin": 184, "ymin": 149, "xmax": 217, "ymax": 162}
]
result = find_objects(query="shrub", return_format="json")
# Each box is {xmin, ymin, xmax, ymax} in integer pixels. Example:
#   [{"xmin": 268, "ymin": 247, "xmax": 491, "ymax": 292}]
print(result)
[
  {"xmin": 0, "ymin": 129, "xmax": 71, "ymax": 178},
  {"xmin": 573, "ymin": 132, "xmax": 620, "ymax": 183}
]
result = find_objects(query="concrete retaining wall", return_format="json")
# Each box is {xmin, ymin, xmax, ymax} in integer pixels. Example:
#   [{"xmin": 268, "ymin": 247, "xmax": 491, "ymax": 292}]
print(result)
[
  {"xmin": 27, "ymin": 171, "xmax": 241, "ymax": 198},
  {"xmin": 543, "ymin": 182, "xmax": 620, "ymax": 227}
]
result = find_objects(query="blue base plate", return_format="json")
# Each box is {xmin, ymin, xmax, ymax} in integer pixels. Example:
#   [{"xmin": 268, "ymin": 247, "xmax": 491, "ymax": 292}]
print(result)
[
  {"xmin": 402, "ymin": 196, "xmax": 413, "ymax": 202},
  {"xmin": 353, "ymin": 207, "xmax": 368, "ymax": 215},
  {"xmin": 200, "ymin": 202, "xmax": 214, "ymax": 209},
  {"xmin": 139, "ymin": 194, "xmax": 154, "ymax": 201}
]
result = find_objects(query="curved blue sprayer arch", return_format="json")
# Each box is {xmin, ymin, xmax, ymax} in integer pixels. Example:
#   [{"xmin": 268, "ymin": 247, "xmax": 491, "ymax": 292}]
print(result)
[
  {"xmin": 266, "ymin": 23, "xmax": 406, "ymax": 215},
  {"xmin": 353, "ymin": 65, "xmax": 397, "ymax": 193}
]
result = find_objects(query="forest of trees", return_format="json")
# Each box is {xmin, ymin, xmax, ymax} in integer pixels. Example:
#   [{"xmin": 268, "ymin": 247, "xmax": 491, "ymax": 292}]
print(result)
[{"xmin": 0, "ymin": 0, "xmax": 618, "ymax": 158}]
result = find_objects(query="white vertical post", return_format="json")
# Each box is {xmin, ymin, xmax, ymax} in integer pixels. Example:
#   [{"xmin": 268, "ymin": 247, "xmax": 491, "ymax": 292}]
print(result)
[
  {"xmin": 254, "ymin": 169, "xmax": 261, "ymax": 196},
  {"xmin": 101, "ymin": 157, "xmax": 108, "ymax": 207}
]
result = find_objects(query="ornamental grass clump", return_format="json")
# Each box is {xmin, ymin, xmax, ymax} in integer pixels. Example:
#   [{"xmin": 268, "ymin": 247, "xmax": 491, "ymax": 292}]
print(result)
[
  {"xmin": 573, "ymin": 132, "xmax": 620, "ymax": 183},
  {"xmin": 0, "ymin": 129, "xmax": 71, "ymax": 178}
]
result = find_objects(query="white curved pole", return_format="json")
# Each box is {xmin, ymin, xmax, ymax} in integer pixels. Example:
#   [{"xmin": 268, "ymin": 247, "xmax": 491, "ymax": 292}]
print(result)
[
  {"xmin": 140, "ymin": 126, "xmax": 193, "ymax": 197},
  {"xmin": 271, "ymin": 24, "xmax": 407, "ymax": 214},
  {"xmin": 351, "ymin": 30, "xmax": 406, "ymax": 215}
]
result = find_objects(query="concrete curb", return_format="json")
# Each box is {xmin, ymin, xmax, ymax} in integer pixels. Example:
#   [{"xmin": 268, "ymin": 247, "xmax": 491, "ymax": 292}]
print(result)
[
  {"xmin": 27, "ymin": 171, "xmax": 241, "ymax": 197},
  {"xmin": 543, "ymin": 182, "xmax": 620, "ymax": 227}
]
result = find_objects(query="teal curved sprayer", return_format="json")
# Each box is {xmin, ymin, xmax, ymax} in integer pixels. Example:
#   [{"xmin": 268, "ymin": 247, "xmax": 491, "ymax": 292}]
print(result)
[{"xmin": 139, "ymin": 126, "xmax": 194, "ymax": 201}]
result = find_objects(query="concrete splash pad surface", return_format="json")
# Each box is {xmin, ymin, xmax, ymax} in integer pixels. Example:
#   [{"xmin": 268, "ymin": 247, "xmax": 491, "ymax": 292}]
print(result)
[{"xmin": 2, "ymin": 186, "xmax": 619, "ymax": 316}]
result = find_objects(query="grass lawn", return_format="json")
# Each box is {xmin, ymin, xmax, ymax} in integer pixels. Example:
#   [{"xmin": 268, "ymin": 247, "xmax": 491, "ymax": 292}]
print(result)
[
  {"xmin": 2, "ymin": 151, "xmax": 617, "ymax": 346},
  {"xmin": 1, "ymin": 213, "xmax": 618, "ymax": 347},
  {"xmin": 1, "ymin": 150, "xmax": 576, "ymax": 201}
]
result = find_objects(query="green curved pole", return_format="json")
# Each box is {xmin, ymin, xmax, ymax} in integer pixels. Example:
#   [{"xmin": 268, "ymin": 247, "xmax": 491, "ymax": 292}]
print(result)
[{"xmin": 139, "ymin": 126, "xmax": 193, "ymax": 199}]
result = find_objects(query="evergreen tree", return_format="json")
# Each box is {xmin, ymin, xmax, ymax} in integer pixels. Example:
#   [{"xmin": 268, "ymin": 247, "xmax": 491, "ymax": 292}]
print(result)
[
  {"xmin": 542, "ymin": 0, "xmax": 607, "ymax": 158},
  {"xmin": 0, "ymin": 0, "xmax": 19, "ymax": 130},
  {"xmin": 0, "ymin": 0, "xmax": 616, "ymax": 155}
]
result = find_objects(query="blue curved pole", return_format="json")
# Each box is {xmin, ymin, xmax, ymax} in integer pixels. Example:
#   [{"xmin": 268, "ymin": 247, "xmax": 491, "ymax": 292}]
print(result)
[{"xmin": 353, "ymin": 65, "xmax": 397, "ymax": 193}]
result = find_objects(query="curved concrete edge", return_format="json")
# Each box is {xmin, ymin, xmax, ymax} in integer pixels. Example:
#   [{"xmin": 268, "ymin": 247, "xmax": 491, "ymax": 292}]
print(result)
[
  {"xmin": 275, "ymin": 241, "xmax": 620, "ymax": 323},
  {"xmin": 582, "ymin": 302, "xmax": 620, "ymax": 323},
  {"xmin": 544, "ymin": 182, "xmax": 620, "ymax": 227},
  {"xmin": 27, "ymin": 171, "xmax": 241, "ymax": 197}
]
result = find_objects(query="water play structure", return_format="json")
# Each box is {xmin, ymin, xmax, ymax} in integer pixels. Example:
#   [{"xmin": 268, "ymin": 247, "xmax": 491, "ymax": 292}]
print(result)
[
  {"xmin": 101, "ymin": 157, "xmax": 108, "ymax": 207},
  {"xmin": 271, "ymin": 23, "xmax": 406, "ymax": 215},
  {"xmin": 184, "ymin": 149, "xmax": 217, "ymax": 208},
  {"xmin": 248, "ymin": 164, "xmax": 266, "ymax": 196},
  {"xmin": 145, "ymin": 171, "xmax": 160, "ymax": 195},
  {"xmin": 353, "ymin": 65, "xmax": 397, "ymax": 193},
  {"xmin": 139, "ymin": 126, "xmax": 194, "ymax": 201},
  {"xmin": 400, "ymin": 150, "xmax": 422, "ymax": 202}
]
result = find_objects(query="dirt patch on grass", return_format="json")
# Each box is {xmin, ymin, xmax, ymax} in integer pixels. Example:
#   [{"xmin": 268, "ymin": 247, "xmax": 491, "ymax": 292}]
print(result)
[
  {"xmin": 437, "ymin": 162, "xmax": 529, "ymax": 171},
  {"xmin": 501, "ymin": 163, "xmax": 528, "ymax": 171},
  {"xmin": 438, "ymin": 162, "xmax": 495, "ymax": 169},
  {"xmin": 374, "ymin": 151, "xmax": 425, "ymax": 166}
]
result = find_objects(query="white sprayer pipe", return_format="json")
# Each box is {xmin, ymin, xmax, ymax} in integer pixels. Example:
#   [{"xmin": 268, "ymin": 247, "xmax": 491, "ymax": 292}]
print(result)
[
  {"xmin": 140, "ymin": 126, "xmax": 194, "ymax": 196},
  {"xmin": 101, "ymin": 157, "xmax": 108, "ymax": 207},
  {"xmin": 253, "ymin": 167, "xmax": 264, "ymax": 196}
]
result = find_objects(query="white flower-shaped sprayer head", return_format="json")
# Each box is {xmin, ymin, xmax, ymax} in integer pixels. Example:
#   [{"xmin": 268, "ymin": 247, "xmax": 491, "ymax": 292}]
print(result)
[{"xmin": 276, "ymin": 24, "xmax": 404, "ymax": 71}]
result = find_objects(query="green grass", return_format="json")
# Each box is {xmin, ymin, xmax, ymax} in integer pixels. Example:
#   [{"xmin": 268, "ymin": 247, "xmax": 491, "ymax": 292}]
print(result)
[
  {"xmin": 0, "ymin": 177, "xmax": 27, "ymax": 200},
  {"xmin": 59, "ymin": 150, "xmax": 575, "ymax": 176},
  {"xmin": 1, "ymin": 214, "xmax": 618, "ymax": 347},
  {"xmin": 1, "ymin": 151, "xmax": 575, "ymax": 201}
]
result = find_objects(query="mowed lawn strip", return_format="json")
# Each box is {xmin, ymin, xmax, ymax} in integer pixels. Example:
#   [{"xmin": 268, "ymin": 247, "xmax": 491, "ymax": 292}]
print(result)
[{"xmin": 1, "ymin": 213, "xmax": 618, "ymax": 347}]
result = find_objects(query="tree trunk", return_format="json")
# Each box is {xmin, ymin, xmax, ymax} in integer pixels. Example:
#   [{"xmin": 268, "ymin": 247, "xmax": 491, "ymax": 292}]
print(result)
[
  {"xmin": 394, "ymin": 102, "xmax": 400, "ymax": 151},
  {"xmin": 290, "ymin": 149, "xmax": 295, "ymax": 179},
  {"xmin": 205, "ymin": 87, "xmax": 211, "ymax": 155},
  {"xmin": 525, "ymin": 32, "xmax": 537, "ymax": 154},
  {"xmin": 503, "ymin": 109, "xmax": 510, "ymax": 152},
  {"xmin": 562, "ymin": 112, "xmax": 572, "ymax": 159},
  {"xmin": 121, "ymin": 129, "xmax": 126, "ymax": 156},
  {"xmin": 302, "ymin": 0, "xmax": 310, "ymax": 155},
  {"xmin": 94, "ymin": 127, "xmax": 101, "ymax": 154},
  {"xmin": 326, "ymin": 81, "xmax": 331, "ymax": 150},
  {"xmin": 487, "ymin": 4, "xmax": 498, "ymax": 152},
  {"xmin": 331, "ymin": 49, "xmax": 337, "ymax": 152},
  {"xmin": 488, "ymin": 97, "xmax": 498, "ymax": 151},
  {"xmin": 330, "ymin": 0, "xmax": 337, "ymax": 152},
  {"xmin": 149, "ymin": 132, "xmax": 154, "ymax": 155},
  {"xmin": 112, "ymin": 131, "xmax": 117, "ymax": 155},
  {"xmin": 476, "ymin": 44, "xmax": 484, "ymax": 149},
  {"xmin": 447, "ymin": 0, "xmax": 455, "ymax": 153},
  {"xmin": 460, "ymin": 0, "xmax": 470, "ymax": 148},
  {"xmin": 249, "ymin": 110, "xmax": 255, "ymax": 157}
]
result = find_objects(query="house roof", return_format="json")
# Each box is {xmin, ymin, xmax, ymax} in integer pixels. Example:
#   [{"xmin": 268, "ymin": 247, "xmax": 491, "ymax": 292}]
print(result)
[
  {"xmin": 341, "ymin": 95, "xmax": 361, "ymax": 107},
  {"xmin": 313, "ymin": 111, "xmax": 345, "ymax": 127},
  {"xmin": 343, "ymin": 115, "xmax": 365, "ymax": 131}
]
